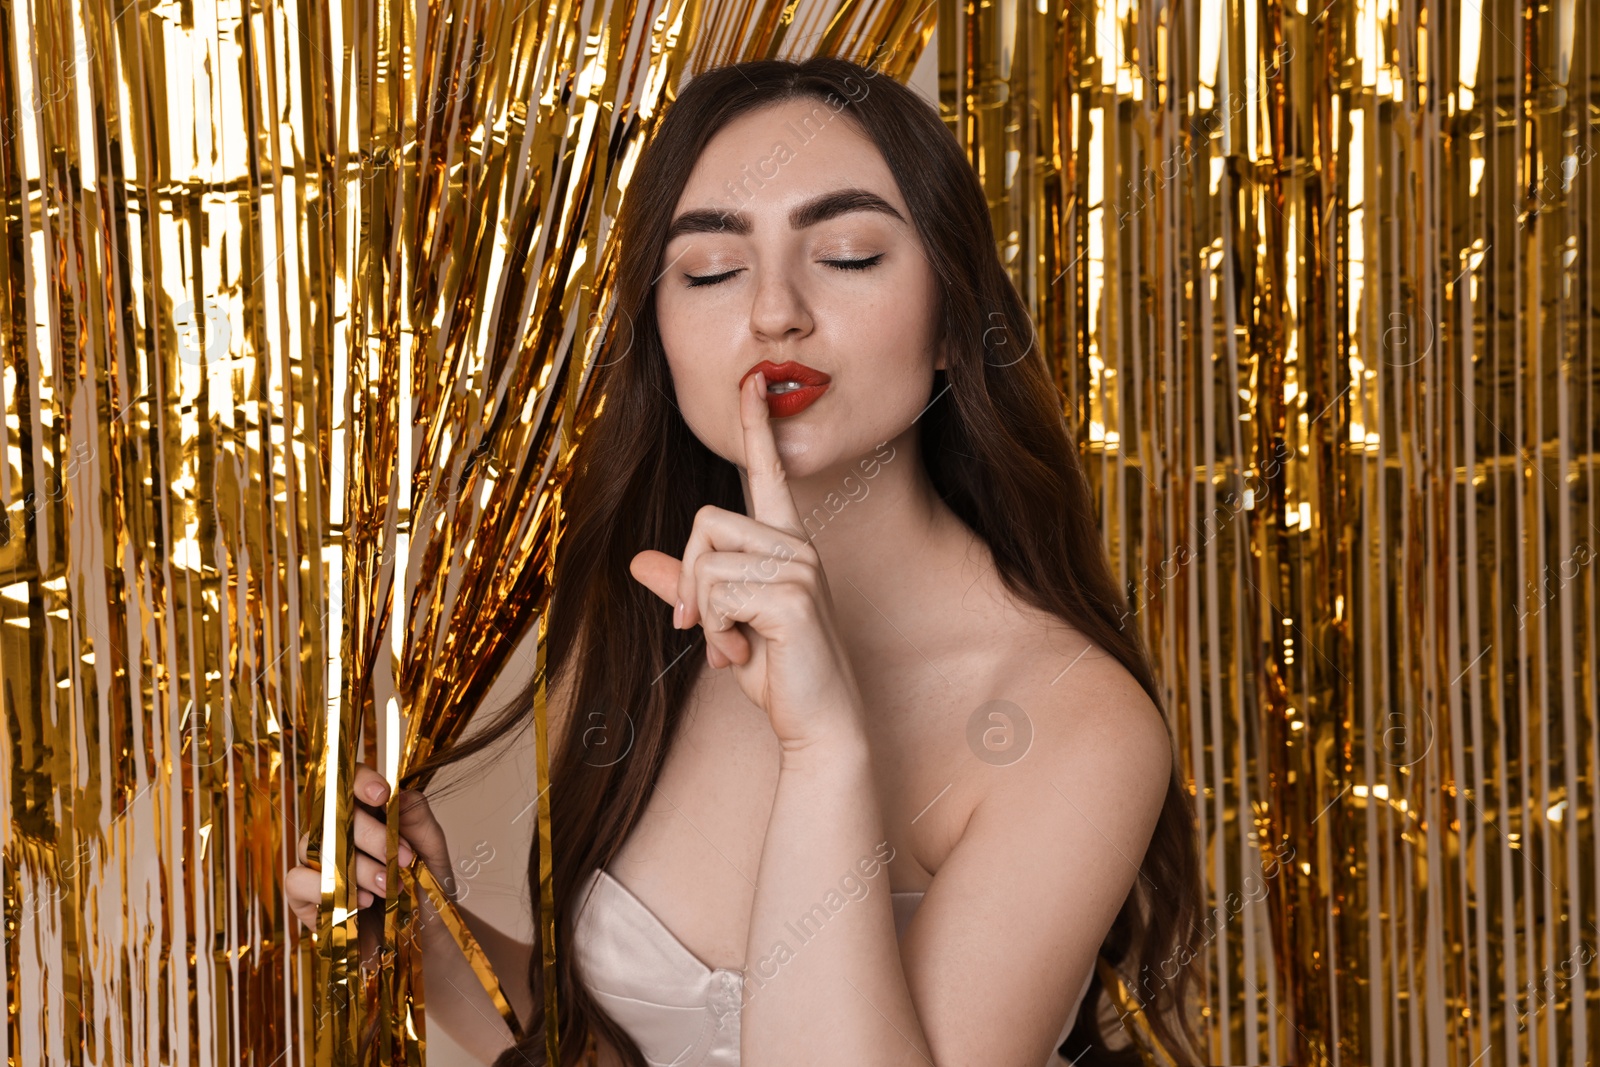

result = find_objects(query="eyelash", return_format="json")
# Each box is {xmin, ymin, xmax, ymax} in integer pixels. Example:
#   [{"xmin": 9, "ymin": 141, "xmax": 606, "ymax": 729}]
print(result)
[{"xmin": 684, "ymin": 254, "xmax": 885, "ymax": 288}]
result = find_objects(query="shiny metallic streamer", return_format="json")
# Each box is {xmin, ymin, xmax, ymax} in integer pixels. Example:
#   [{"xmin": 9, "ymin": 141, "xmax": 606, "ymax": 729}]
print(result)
[
  {"xmin": 952, "ymin": 0, "xmax": 1597, "ymax": 1063},
  {"xmin": 5, "ymin": 2, "xmax": 1595, "ymax": 1067},
  {"xmin": 0, "ymin": 1, "xmax": 931, "ymax": 1066}
]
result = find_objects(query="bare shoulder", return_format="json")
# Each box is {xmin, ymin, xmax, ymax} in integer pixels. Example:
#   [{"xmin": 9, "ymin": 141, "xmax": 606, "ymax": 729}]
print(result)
[
  {"xmin": 891, "ymin": 603, "xmax": 1178, "ymax": 1065},
  {"xmin": 947, "ymin": 536, "xmax": 1172, "ymax": 790},
  {"xmin": 975, "ymin": 607, "xmax": 1173, "ymax": 811}
]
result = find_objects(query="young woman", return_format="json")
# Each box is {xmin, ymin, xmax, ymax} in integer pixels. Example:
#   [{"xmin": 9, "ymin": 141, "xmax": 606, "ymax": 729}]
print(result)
[{"xmin": 288, "ymin": 55, "xmax": 1204, "ymax": 1067}]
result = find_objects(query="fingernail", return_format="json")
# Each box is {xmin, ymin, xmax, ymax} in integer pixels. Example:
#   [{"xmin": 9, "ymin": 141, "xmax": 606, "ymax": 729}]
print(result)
[
  {"xmin": 755, "ymin": 370, "xmax": 767, "ymax": 398},
  {"xmin": 366, "ymin": 781, "xmax": 387, "ymax": 803},
  {"xmin": 673, "ymin": 600, "xmax": 684, "ymax": 629},
  {"xmin": 375, "ymin": 871, "xmax": 386, "ymax": 891}
]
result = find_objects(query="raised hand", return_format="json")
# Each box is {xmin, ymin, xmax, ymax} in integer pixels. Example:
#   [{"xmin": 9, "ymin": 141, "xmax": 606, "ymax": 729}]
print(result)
[{"xmin": 628, "ymin": 369, "xmax": 866, "ymax": 752}]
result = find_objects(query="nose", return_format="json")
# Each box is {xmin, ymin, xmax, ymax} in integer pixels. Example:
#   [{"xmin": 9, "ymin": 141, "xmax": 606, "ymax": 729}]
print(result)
[{"xmin": 747, "ymin": 263, "xmax": 814, "ymax": 344}]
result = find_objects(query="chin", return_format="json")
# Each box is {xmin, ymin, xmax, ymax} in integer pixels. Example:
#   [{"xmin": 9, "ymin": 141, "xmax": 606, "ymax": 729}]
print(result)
[
  {"xmin": 782, "ymin": 435, "xmax": 894, "ymax": 484},
  {"xmin": 744, "ymin": 435, "xmax": 828, "ymax": 478}
]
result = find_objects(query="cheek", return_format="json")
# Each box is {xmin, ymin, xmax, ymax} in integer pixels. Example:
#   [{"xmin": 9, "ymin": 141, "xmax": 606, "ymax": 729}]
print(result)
[
  {"xmin": 657, "ymin": 300, "xmax": 706, "ymax": 392},
  {"xmin": 843, "ymin": 291, "xmax": 938, "ymax": 378},
  {"xmin": 660, "ymin": 339, "xmax": 740, "ymax": 458},
  {"xmin": 865, "ymin": 264, "xmax": 938, "ymax": 348},
  {"xmin": 657, "ymin": 296, "xmax": 735, "ymax": 451}
]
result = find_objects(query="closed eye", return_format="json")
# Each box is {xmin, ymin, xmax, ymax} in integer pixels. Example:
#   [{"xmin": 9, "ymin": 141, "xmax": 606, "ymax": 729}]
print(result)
[
  {"xmin": 683, "ymin": 253, "xmax": 886, "ymax": 288},
  {"xmin": 685, "ymin": 269, "xmax": 739, "ymax": 288},
  {"xmin": 821, "ymin": 253, "xmax": 884, "ymax": 272}
]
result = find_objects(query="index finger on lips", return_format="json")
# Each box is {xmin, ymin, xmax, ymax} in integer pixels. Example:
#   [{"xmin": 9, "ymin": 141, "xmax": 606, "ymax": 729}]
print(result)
[
  {"xmin": 676, "ymin": 373, "xmax": 806, "ymax": 632},
  {"xmin": 739, "ymin": 370, "xmax": 805, "ymax": 539}
]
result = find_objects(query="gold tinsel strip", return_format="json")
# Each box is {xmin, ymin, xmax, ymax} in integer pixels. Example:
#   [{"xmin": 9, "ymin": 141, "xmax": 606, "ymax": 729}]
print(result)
[
  {"xmin": 4, "ymin": 1, "xmax": 1596, "ymax": 1066},
  {"xmin": 400, "ymin": 860, "xmax": 523, "ymax": 1041},
  {"xmin": 1095, "ymin": 957, "xmax": 1176, "ymax": 1067}
]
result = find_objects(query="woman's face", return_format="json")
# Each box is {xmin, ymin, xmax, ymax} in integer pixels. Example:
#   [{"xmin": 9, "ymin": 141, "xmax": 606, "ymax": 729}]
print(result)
[{"xmin": 653, "ymin": 96, "xmax": 945, "ymax": 481}]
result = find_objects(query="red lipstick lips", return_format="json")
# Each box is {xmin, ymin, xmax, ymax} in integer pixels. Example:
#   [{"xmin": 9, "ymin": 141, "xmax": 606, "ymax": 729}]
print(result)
[{"xmin": 740, "ymin": 360, "xmax": 832, "ymax": 419}]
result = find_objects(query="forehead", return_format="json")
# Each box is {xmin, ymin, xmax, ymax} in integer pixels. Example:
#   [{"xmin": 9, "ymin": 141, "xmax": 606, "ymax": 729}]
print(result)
[{"xmin": 674, "ymin": 97, "xmax": 905, "ymax": 218}]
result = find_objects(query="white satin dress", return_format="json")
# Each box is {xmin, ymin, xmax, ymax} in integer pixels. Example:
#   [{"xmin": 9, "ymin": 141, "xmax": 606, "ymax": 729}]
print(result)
[{"xmin": 572, "ymin": 866, "xmax": 1093, "ymax": 1067}]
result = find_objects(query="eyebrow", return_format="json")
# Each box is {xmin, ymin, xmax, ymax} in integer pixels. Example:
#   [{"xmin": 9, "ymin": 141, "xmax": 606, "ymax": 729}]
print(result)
[{"xmin": 663, "ymin": 188, "xmax": 906, "ymax": 244}]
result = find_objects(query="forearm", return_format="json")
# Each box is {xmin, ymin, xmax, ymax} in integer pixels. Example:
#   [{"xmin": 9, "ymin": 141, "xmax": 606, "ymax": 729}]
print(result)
[
  {"xmin": 410, "ymin": 896, "xmax": 528, "ymax": 1063},
  {"xmin": 739, "ymin": 734, "xmax": 932, "ymax": 1066},
  {"xmin": 446, "ymin": 899, "xmax": 538, "ymax": 1024}
]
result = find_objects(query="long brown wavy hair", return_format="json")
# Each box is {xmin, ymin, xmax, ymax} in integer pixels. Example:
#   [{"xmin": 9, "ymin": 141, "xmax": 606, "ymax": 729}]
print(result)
[{"xmin": 418, "ymin": 54, "xmax": 1206, "ymax": 1067}]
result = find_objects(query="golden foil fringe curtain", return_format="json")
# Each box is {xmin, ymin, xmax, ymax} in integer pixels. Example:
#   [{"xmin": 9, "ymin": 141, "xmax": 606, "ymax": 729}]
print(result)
[
  {"xmin": 977, "ymin": 0, "xmax": 1598, "ymax": 1063},
  {"xmin": 0, "ymin": 0, "xmax": 934, "ymax": 1065},
  {"xmin": 1, "ymin": 3, "xmax": 1595, "ymax": 1067}
]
